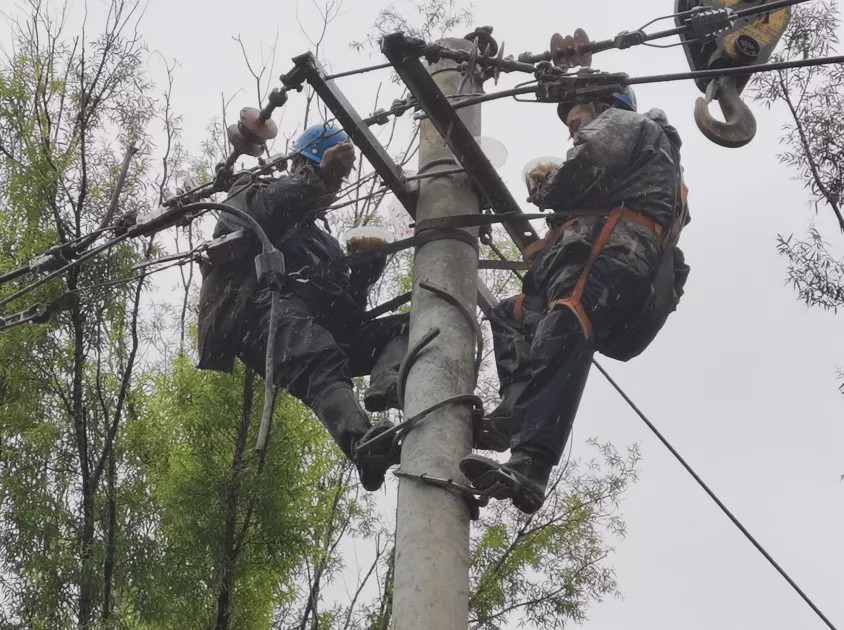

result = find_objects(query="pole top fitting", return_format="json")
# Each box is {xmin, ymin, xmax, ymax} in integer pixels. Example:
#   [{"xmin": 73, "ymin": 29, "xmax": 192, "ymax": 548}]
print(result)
[
  {"xmin": 381, "ymin": 31, "xmax": 427, "ymax": 59},
  {"xmin": 464, "ymin": 26, "xmax": 498, "ymax": 57}
]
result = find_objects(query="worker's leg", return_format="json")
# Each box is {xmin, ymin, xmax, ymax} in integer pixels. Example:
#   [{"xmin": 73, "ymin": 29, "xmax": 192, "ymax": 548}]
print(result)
[
  {"xmin": 239, "ymin": 295, "xmax": 353, "ymax": 407},
  {"xmin": 509, "ymin": 223, "xmax": 661, "ymax": 462},
  {"xmin": 461, "ymin": 304, "xmax": 592, "ymax": 513},
  {"xmin": 463, "ymin": 247, "xmax": 655, "ymax": 513},
  {"xmin": 238, "ymin": 294, "xmax": 396, "ymax": 490},
  {"xmin": 476, "ymin": 293, "xmax": 543, "ymax": 451},
  {"xmin": 488, "ymin": 294, "xmax": 541, "ymax": 390},
  {"xmin": 341, "ymin": 313, "xmax": 410, "ymax": 412}
]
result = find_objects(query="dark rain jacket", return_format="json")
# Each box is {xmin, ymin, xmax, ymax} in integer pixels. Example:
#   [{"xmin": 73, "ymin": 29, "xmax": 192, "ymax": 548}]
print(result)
[
  {"xmin": 527, "ymin": 107, "xmax": 690, "ymax": 301},
  {"xmin": 197, "ymin": 166, "xmax": 383, "ymax": 372},
  {"xmin": 518, "ymin": 107, "xmax": 691, "ymax": 360},
  {"xmin": 535, "ymin": 107, "xmax": 688, "ymax": 228}
]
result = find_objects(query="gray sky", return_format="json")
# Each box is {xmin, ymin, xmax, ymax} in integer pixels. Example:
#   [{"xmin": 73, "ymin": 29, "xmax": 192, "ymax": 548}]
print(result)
[{"xmin": 7, "ymin": 0, "xmax": 844, "ymax": 627}]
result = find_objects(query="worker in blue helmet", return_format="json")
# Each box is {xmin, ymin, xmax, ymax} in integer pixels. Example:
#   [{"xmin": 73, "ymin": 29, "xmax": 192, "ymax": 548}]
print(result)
[
  {"xmin": 197, "ymin": 124, "xmax": 408, "ymax": 491},
  {"xmin": 291, "ymin": 124, "xmax": 350, "ymax": 165},
  {"xmin": 463, "ymin": 87, "xmax": 692, "ymax": 514}
]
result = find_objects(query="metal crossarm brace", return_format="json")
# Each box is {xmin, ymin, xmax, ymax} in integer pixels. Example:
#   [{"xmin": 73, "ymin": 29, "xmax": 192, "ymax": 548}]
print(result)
[
  {"xmin": 380, "ymin": 32, "xmax": 538, "ymax": 253},
  {"xmin": 293, "ymin": 52, "xmax": 418, "ymax": 216},
  {"xmin": 293, "ymin": 50, "xmax": 502, "ymax": 315}
]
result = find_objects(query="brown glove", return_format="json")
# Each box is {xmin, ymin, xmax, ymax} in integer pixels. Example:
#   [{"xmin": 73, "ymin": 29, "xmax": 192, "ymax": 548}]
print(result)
[
  {"xmin": 526, "ymin": 164, "xmax": 556, "ymax": 196},
  {"xmin": 320, "ymin": 142, "xmax": 356, "ymax": 189}
]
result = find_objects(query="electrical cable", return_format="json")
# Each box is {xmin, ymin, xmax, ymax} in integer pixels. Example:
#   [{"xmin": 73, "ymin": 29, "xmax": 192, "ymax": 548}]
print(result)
[
  {"xmin": 324, "ymin": 61, "xmax": 393, "ymax": 80},
  {"xmin": 0, "ymin": 265, "xmax": 30, "ymax": 287},
  {"xmin": 172, "ymin": 202, "xmax": 282, "ymax": 454},
  {"xmin": 591, "ymin": 359, "xmax": 839, "ymax": 630},
  {"xmin": 600, "ymin": 0, "xmax": 811, "ymax": 53},
  {"xmin": 0, "ymin": 233, "xmax": 132, "ymax": 311},
  {"xmin": 627, "ymin": 54, "xmax": 844, "ymax": 86},
  {"xmin": 440, "ymin": 53, "xmax": 844, "ymax": 114}
]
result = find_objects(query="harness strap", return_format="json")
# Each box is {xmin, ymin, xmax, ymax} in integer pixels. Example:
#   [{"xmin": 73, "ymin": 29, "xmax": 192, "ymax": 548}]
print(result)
[
  {"xmin": 523, "ymin": 217, "xmax": 581, "ymax": 266},
  {"xmin": 549, "ymin": 208, "xmax": 665, "ymax": 342},
  {"xmin": 513, "ymin": 293, "xmax": 527, "ymax": 323}
]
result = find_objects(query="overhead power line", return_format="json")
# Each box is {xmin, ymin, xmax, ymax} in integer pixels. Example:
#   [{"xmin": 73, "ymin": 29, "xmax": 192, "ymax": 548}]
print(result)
[{"xmin": 592, "ymin": 360, "xmax": 839, "ymax": 630}]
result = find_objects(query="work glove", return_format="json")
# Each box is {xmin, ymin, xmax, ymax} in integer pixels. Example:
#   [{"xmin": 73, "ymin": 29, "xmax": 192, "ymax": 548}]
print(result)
[
  {"xmin": 525, "ymin": 166, "xmax": 555, "ymax": 205},
  {"xmin": 522, "ymin": 157, "xmax": 562, "ymax": 205},
  {"xmin": 320, "ymin": 142, "xmax": 356, "ymax": 191}
]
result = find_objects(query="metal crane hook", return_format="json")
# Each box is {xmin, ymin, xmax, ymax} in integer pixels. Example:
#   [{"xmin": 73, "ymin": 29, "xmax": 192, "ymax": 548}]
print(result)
[{"xmin": 693, "ymin": 76, "xmax": 757, "ymax": 148}]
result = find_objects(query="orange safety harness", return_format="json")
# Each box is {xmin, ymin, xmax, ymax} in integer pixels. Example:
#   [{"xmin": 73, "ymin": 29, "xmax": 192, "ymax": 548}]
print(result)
[
  {"xmin": 550, "ymin": 208, "xmax": 665, "ymax": 342},
  {"xmin": 514, "ymin": 179, "xmax": 689, "ymax": 344}
]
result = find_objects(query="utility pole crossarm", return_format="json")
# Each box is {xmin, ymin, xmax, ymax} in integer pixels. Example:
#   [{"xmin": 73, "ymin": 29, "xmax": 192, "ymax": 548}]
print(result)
[
  {"xmin": 381, "ymin": 32, "xmax": 539, "ymax": 253},
  {"xmin": 294, "ymin": 52, "xmax": 418, "ymax": 215},
  {"xmin": 293, "ymin": 50, "xmax": 500, "ymax": 315}
]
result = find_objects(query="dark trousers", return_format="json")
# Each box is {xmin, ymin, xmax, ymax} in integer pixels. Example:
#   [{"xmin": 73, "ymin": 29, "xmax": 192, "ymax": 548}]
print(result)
[
  {"xmin": 238, "ymin": 292, "xmax": 409, "ymax": 407},
  {"xmin": 492, "ymin": 222, "xmax": 660, "ymax": 465}
]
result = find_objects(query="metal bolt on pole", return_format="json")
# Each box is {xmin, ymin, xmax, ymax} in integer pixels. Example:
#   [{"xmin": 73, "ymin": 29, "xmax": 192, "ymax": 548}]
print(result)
[{"xmin": 391, "ymin": 38, "xmax": 482, "ymax": 630}]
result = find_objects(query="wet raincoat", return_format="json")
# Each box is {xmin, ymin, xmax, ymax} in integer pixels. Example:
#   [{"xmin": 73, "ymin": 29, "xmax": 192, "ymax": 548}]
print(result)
[
  {"xmin": 492, "ymin": 107, "xmax": 690, "ymax": 464},
  {"xmin": 197, "ymin": 166, "xmax": 408, "ymax": 406}
]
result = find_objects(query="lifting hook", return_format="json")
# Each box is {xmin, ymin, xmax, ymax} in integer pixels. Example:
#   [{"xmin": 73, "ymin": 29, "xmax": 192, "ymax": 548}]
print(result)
[{"xmin": 693, "ymin": 76, "xmax": 757, "ymax": 149}]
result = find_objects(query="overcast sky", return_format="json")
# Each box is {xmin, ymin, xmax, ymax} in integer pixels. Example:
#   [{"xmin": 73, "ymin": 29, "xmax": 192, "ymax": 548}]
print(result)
[{"xmin": 6, "ymin": 0, "xmax": 844, "ymax": 628}]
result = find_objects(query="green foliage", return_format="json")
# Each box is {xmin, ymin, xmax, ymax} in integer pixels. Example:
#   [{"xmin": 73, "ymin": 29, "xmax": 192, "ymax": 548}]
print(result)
[
  {"xmin": 1, "ymin": 1, "xmax": 643, "ymax": 629},
  {"xmin": 120, "ymin": 357, "xmax": 337, "ymax": 628},
  {"xmin": 0, "ymin": 2, "xmax": 158, "ymax": 625},
  {"xmin": 468, "ymin": 441, "xmax": 639, "ymax": 629},
  {"xmin": 751, "ymin": 2, "xmax": 844, "ymax": 399}
]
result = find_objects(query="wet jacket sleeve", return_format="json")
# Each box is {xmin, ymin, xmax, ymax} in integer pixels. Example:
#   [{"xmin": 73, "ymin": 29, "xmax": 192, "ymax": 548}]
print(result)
[
  {"xmin": 348, "ymin": 257, "xmax": 388, "ymax": 310},
  {"xmin": 248, "ymin": 166, "xmax": 334, "ymax": 239},
  {"xmin": 534, "ymin": 109, "xmax": 645, "ymax": 211}
]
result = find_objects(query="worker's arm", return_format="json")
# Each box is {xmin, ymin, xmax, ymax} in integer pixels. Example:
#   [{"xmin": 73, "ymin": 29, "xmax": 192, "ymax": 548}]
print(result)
[
  {"xmin": 243, "ymin": 143, "xmax": 357, "ymax": 238},
  {"xmin": 534, "ymin": 109, "xmax": 645, "ymax": 210},
  {"xmin": 348, "ymin": 257, "xmax": 389, "ymax": 310},
  {"xmin": 247, "ymin": 167, "xmax": 333, "ymax": 238}
]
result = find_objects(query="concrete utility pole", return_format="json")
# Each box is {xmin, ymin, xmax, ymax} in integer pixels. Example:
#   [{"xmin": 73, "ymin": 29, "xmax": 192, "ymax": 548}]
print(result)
[{"xmin": 392, "ymin": 39, "xmax": 481, "ymax": 630}]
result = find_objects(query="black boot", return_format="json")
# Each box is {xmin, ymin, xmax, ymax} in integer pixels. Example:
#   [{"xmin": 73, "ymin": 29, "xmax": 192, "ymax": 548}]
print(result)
[
  {"xmin": 460, "ymin": 449, "xmax": 553, "ymax": 515},
  {"xmin": 312, "ymin": 383, "xmax": 371, "ymax": 457},
  {"xmin": 312, "ymin": 383, "xmax": 398, "ymax": 491},
  {"xmin": 363, "ymin": 336, "xmax": 407, "ymax": 412},
  {"xmin": 353, "ymin": 424, "xmax": 402, "ymax": 491},
  {"xmin": 474, "ymin": 382, "xmax": 527, "ymax": 452}
]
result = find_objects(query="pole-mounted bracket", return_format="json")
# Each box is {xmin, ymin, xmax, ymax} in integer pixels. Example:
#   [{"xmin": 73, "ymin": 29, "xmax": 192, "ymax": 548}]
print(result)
[
  {"xmin": 292, "ymin": 51, "xmax": 418, "ymax": 216},
  {"xmin": 380, "ymin": 31, "xmax": 538, "ymax": 253},
  {"xmin": 394, "ymin": 470, "xmax": 490, "ymax": 521},
  {"xmin": 290, "ymin": 47, "xmax": 502, "ymax": 315},
  {"xmin": 535, "ymin": 68, "xmax": 630, "ymax": 106}
]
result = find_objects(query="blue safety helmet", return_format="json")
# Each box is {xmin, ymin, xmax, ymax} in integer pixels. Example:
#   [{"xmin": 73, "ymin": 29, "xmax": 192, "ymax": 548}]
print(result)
[
  {"xmin": 557, "ymin": 86, "xmax": 638, "ymax": 123},
  {"xmin": 292, "ymin": 124, "xmax": 351, "ymax": 165}
]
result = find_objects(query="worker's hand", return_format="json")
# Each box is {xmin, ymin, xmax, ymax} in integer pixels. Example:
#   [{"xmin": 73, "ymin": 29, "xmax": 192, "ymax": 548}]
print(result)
[
  {"xmin": 525, "ymin": 164, "xmax": 556, "ymax": 203},
  {"xmin": 527, "ymin": 164, "xmax": 556, "ymax": 189},
  {"xmin": 321, "ymin": 142, "xmax": 356, "ymax": 188}
]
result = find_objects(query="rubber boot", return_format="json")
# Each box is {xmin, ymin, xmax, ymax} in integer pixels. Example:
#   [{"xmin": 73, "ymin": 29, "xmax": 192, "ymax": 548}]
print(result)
[
  {"xmin": 459, "ymin": 449, "xmax": 553, "ymax": 515},
  {"xmin": 363, "ymin": 335, "xmax": 407, "ymax": 412},
  {"xmin": 474, "ymin": 382, "xmax": 528, "ymax": 452},
  {"xmin": 312, "ymin": 383, "xmax": 371, "ymax": 458},
  {"xmin": 353, "ymin": 424, "xmax": 402, "ymax": 491},
  {"xmin": 312, "ymin": 383, "xmax": 398, "ymax": 491}
]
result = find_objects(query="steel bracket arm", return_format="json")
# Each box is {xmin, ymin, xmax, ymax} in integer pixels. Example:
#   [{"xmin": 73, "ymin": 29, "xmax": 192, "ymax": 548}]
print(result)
[
  {"xmin": 380, "ymin": 32, "xmax": 538, "ymax": 252},
  {"xmin": 292, "ymin": 52, "xmax": 418, "ymax": 216},
  {"xmin": 291, "ymin": 50, "xmax": 500, "ymax": 316}
]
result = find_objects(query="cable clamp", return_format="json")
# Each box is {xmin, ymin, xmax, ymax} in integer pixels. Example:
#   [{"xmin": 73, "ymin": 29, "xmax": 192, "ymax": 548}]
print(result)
[
  {"xmin": 688, "ymin": 7, "xmax": 735, "ymax": 42},
  {"xmin": 613, "ymin": 30, "xmax": 646, "ymax": 50},
  {"xmin": 395, "ymin": 469, "xmax": 490, "ymax": 520}
]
